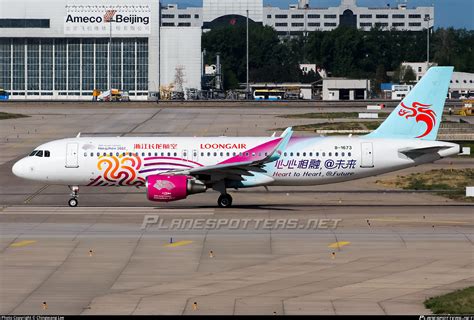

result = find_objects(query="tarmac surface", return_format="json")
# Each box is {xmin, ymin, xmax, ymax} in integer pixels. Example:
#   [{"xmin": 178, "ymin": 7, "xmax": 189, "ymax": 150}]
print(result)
[{"xmin": 0, "ymin": 104, "xmax": 473, "ymax": 315}]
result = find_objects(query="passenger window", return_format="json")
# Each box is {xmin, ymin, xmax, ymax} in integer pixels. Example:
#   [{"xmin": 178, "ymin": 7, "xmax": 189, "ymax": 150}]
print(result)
[
  {"xmin": 220, "ymin": 152, "xmax": 223, "ymax": 156},
  {"xmin": 226, "ymin": 152, "xmax": 230, "ymax": 156},
  {"xmin": 36, "ymin": 150, "xmax": 43, "ymax": 157},
  {"xmin": 329, "ymin": 152, "xmax": 332, "ymax": 157},
  {"xmin": 290, "ymin": 152, "xmax": 293, "ymax": 156},
  {"xmin": 148, "ymin": 152, "xmax": 152, "ymax": 156},
  {"xmin": 322, "ymin": 152, "xmax": 325, "ymax": 157},
  {"xmin": 316, "ymin": 152, "xmax": 319, "ymax": 157},
  {"xmin": 252, "ymin": 152, "xmax": 256, "ymax": 157},
  {"xmin": 45, "ymin": 151, "xmax": 51, "ymax": 157},
  {"xmin": 335, "ymin": 152, "xmax": 338, "ymax": 157},
  {"xmin": 309, "ymin": 152, "xmax": 313, "ymax": 156},
  {"xmin": 84, "ymin": 152, "xmax": 87, "ymax": 157},
  {"xmin": 201, "ymin": 152, "xmax": 204, "ymax": 157},
  {"xmin": 303, "ymin": 152, "xmax": 306, "ymax": 157},
  {"xmin": 284, "ymin": 152, "xmax": 287, "ymax": 156},
  {"xmin": 161, "ymin": 152, "xmax": 164, "ymax": 156},
  {"xmin": 213, "ymin": 152, "xmax": 217, "ymax": 157},
  {"xmin": 173, "ymin": 152, "xmax": 177, "ymax": 156},
  {"xmin": 167, "ymin": 152, "xmax": 170, "ymax": 157},
  {"xmin": 342, "ymin": 152, "xmax": 345, "ymax": 157},
  {"xmin": 245, "ymin": 152, "xmax": 249, "ymax": 156},
  {"xmin": 296, "ymin": 152, "xmax": 300, "ymax": 157},
  {"xmin": 348, "ymin": 152, "xmax": 352, "ymax": 157},
  {"xmin": 116, "ymin": 152, "xmax": 119, "ymax": 156},
  {"xmin": 109, "ymin": 152, "xmax": 113, "ymax": 156},
  {"xmin": 207, "ymin": 152, "xmax": 211, "ymax": 156}
]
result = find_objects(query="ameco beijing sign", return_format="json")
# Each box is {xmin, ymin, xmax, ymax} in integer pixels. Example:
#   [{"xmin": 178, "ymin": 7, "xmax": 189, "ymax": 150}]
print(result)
[{"xmin": 64, "ymin": 5, "xmax": 151, "ymax": 35}]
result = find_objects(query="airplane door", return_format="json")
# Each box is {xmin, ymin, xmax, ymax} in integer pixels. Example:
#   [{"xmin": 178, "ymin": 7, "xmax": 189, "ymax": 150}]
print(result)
[
  {"xmin": 360, "ymin": 142, "xmax": 374, "ymax": 168},
  {"xmin": 66, "ymin": 143, "xmax": 79, "ymax": 168}
]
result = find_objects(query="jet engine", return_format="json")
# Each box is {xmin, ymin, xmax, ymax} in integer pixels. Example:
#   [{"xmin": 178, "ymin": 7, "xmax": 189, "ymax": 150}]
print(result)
[{"xmin": 146, "ymin": 175, "xmax": 207, "ymax": 202}]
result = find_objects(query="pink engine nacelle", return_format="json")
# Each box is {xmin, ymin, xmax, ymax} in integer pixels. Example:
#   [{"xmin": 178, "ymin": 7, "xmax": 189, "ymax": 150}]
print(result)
[{"xmin": 146, "ymin": 175, "xmax": 207, "ymax": 202}]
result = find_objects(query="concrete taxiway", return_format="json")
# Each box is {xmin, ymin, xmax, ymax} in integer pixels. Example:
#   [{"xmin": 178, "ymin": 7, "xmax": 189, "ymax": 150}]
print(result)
[{"xmin": 0, "ymin": 104, "xmax": 473, "ymax": 315}]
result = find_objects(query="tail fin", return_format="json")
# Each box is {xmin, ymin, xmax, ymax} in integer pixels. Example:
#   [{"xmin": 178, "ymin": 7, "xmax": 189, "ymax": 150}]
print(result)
[{"xmin": 367, "ymin": 66, "xmax": 453, "ymax": 140}]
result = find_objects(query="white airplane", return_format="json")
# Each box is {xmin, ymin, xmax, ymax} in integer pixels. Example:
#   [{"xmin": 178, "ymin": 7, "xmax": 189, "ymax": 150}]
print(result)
[{"xmin": 12, "ymin": 67, "xmax": 460, "ymax": 208}]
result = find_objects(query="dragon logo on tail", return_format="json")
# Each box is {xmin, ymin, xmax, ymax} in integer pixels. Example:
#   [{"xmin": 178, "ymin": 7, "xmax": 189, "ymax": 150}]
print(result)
[{"xmin": 398, "ymin": 102, "xmax": 437, "ymax": 138}]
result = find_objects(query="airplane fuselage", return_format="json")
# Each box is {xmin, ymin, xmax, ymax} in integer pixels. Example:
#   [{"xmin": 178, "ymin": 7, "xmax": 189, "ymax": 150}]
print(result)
[{"xmin": 13, "ymin": 136, "xmax": 459, "ymax": 188}]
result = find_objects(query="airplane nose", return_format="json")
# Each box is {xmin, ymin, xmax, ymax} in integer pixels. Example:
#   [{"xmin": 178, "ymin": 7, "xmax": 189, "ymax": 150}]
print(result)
[{"xmin": 12, "ymin": 159, "xmax": 26, "ymax": 178}]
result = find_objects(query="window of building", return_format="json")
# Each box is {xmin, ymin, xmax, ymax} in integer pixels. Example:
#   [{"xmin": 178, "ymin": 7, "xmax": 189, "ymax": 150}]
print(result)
[
  {"xmin": 376, "ymin": 14, "xmax": 388, "ymax": 19},
  {"xmin": 178, "ymin": 14, "xmax": 191, "ymax": 19},
  {"xmin": 292, "ymin": 22, "xmax": 304, "ymax": 27},
  {"xmin": 392, "ymin": 22, "xmax": 405, "ymax": 27},
  {"xmin": 0, "ymin": 19, "xmax": 50, "ymax": 28},
  {"xmin": 178, "ymin": 22, "xmax": 191, "ymax": 26},
  {"xmin": 267, "ymin": 14, "xmax": 272, "ymax": 18},
  {"xmin": 275, "ymin": 14, "xmax": 288, "ymax": 19},
  {"xmin": 409, "ymin": 22, "xmax": 421, "ymax": 26},
  {"xmin": 162, "ymin": 14, "xmax": 175, "ymax": 19},
  {"xmin": 291, "ymin": 14, "xmax": 304, "ymax": 19},
  {"xmin": 375, "ymin": 22, "xmax": 389, "ymax": 27},
  {"xmin": 324, "ymin": 22, "xmax": 337, "ymax": 27},
  {"xmin": 360, "ymin": 14, "xmax": 372, "ymax": 19},
  {"xmin": 195, "ymin": 14, "xmax": 200, "ymax": 19},
  {"xmin": 409, "ymin": 14, "xmax": 421, "ymax": 18},
  {"xmin": 162, "ymin": 22, "xmax": 175, "ymax": 26},
  {"xmin": 360, "ymin": 22, "xmax": 372, "ymax": 27},
  {"xmin": 392, "ymin": 14, "xmax": 405, "ymax": 19},
  {"xmin": 275, "ymin": 22, "xmax": 288, "ymax": 27},
  {"xmin": 308, "ymin": 14, "xmax": 320, "ymax": 19},
  {"xmin": 324, "ymin": 14, "xmax": 337, "ymax": 19},
  {"xmin": 308, "ymin": 22, "xmax": 320, "ymax": 27}
]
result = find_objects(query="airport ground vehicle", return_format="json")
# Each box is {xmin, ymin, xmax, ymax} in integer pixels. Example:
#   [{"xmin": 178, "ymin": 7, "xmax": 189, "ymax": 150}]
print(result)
[
  {"xmin": 253, "ymin": 89, "xmax": 285, "ymax": 100},
  {"xmin": 97, "ymin": 89, "xmax": 130, "ymax": 102},
  {"xmin": 0, "ymin": 88, "xmax": 9, "ymax": 100}
]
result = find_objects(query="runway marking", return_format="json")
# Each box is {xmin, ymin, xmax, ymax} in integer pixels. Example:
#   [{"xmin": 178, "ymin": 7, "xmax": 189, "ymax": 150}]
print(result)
[
  {"xmin": 2, "ymin": 207, "xmax": 214, "ymax": 215},
  {"xmin": 164, "ymin": 240, "xmax": 193, "ymax": 248},
  {"xmin": 23, "ymin": 185, "xmax": 49, "ymax": 204},
  {"xmin": 370, "ymin": 218, "xmax": 469, "ymax": 225},
  {"xmin": 10, "ymin": 240, "xmax": 37, "ymax": 248},
  {"xmin": 328, "ymin": 241, "xmax": 351, "ymax": 249}
]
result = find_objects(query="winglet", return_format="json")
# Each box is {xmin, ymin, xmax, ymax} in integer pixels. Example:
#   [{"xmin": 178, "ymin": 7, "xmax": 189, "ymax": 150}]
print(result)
[
  {"xmin": 76, "ymin": 132, "xmax": 81, "ymax": 138},
  {"xmin": 267, "ymin": 127, "xmax": 293, "ymax": 162}
]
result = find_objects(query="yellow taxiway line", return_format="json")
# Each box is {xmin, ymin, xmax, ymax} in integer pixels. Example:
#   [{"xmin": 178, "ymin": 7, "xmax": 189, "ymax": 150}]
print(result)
[
  {"xmin": 328, "ymin": 241, "xmax": 351, "ymax": 249},
  {"xmin": 164, "ymin": 240, "xmax": 194, "ymax": 248},
  {"xmin": 10, "ymin": 240, "xmax": 37, "ymax": 248}
]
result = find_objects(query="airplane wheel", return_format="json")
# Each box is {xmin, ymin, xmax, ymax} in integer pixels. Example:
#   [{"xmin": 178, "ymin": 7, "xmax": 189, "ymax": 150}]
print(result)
[
  {"xmin": 217, "ymin": 194, "xmax": 232, "ymax": 208},
  {"xmin": 68, "ymin": 198, "xmax": 78, "ymax": 207}
]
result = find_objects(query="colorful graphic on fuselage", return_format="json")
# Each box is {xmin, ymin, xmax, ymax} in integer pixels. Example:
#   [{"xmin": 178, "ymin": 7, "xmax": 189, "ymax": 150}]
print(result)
[{"xmin": 87, "ymin": 154, "xmax": 204, "ymax": 187}]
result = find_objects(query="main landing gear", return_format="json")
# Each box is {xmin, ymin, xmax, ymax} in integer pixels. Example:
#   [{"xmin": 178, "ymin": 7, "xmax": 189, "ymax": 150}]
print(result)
[
  {"xmin": 217, "ymin": 193, "xmax": 233, "ymax": 208},
  {"xmin": 213, "ymin": 180, "xmax": 233, "ymax": 208},
  {"xmin": 68, "ymin": 185, "xmax": 79, "ymax": 207}
]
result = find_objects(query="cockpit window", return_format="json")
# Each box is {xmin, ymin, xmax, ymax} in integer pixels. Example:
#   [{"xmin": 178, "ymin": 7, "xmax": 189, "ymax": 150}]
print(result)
[
  {"xmin": 45, "ymin": 151, "xmax": 50, "ymax": 157},
  {"xmin": 29, "ymin": 150, "xmax": 38, "ymax": 156}
]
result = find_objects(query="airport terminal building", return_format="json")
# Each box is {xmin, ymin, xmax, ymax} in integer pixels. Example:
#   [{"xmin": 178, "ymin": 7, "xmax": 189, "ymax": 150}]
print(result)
[
  {"xmin": 162, "ymin": 0, "xmax": 434, "ymax": 34},
  {"xmin": 0, "ymin": 0, "xmax": 434, "ymax": 100},
  {"xmin": 0, "ymin": 0, "xmax": 201, "ymax": 100}
]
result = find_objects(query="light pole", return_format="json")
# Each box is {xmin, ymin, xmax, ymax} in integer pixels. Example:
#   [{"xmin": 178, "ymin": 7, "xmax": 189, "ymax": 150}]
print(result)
[
  {"xmin": 246, "ymin": 9, "xmax": 249, "ymax": 99},
  {"xmin": 109, "ymin": 18, "xmax": 112, "ymax": 93},
  {"xmin": 424, "ymin": 16, "xmax": 433, "ymax": 71}
]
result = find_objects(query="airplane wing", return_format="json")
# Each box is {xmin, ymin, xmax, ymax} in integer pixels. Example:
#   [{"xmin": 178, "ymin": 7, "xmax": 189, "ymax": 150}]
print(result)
[{"xmin": 163, "ymin": 127, "xmax": 293, "ymax": 182}]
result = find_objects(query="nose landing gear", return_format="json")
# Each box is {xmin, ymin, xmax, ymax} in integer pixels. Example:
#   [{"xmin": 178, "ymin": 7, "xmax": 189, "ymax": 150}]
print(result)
[{"xmin": 68, "ymin": 185, "xmax": 79, "ymax": 207}]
